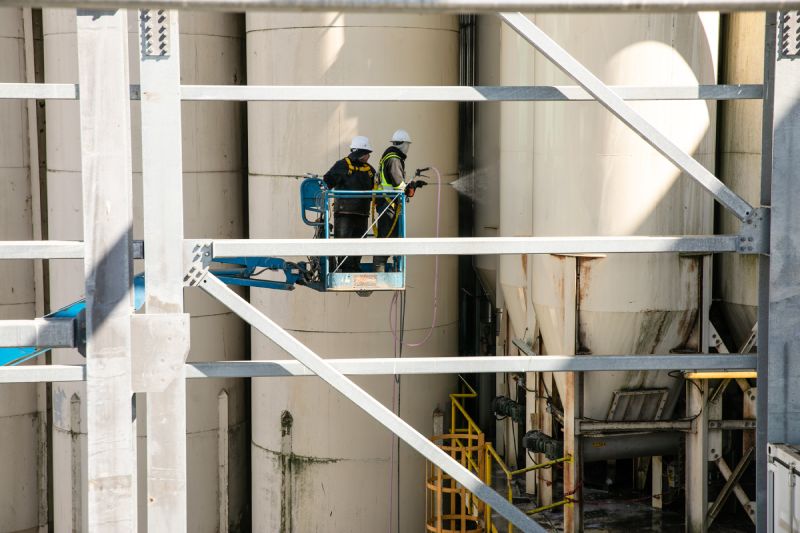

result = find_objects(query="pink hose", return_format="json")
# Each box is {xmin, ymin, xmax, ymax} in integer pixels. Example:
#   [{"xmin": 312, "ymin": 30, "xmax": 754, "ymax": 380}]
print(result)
[{"xmin": 389, "ymin": 166, "xmax": 442, "ymax": 347}]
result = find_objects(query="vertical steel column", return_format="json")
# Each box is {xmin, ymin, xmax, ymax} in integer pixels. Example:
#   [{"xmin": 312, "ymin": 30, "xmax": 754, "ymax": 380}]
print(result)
[
  {"xmin": 76, "ymin": 9, "xmax": 136, "ymax": 530},
  {"xmin": 685, "ymin": 254, "xmax": 713, "ymax": 531},
  {"xmin": 685, "ymin": 379, "xmax": 709, "ymax": 531},
  {"xmin": 760, "ymin": 9, "xmax": 800, "ymax": 530},
  {"xmin": 563, "ymin": 256, "xmax": 582, "ymax": 532},
  {"xmin": 755, "ymin": 14, "xmax": 775, "ymax": 531},
  {"xmin": 138, "ymin": 10, "xmax": 188, "ymax": 533}
]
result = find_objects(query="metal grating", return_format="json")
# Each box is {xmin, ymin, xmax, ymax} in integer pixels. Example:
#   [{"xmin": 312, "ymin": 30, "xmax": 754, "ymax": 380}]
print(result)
[{"xmin": 607, "ymin": 389, "xmax": 669, "ymax": 421}]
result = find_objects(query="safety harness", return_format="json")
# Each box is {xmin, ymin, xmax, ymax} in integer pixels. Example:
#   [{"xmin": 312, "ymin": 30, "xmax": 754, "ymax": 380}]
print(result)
[
  {"xmin": 345, "ymin": 156, "xmax": 374, "ymax": 178},
  {"xmin": 372, "ymin": 151, "xmax": 405, "ymax": 237}
]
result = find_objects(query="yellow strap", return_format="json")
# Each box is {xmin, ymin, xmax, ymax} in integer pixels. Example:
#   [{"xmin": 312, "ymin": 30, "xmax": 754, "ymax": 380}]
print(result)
[
  {"xmin": 345, "ymin": 157, "xmax": 374, "ymax": 177},
  {"xmin": 386, "ymin": 200, "xmax": 402, "ymax": 237}
]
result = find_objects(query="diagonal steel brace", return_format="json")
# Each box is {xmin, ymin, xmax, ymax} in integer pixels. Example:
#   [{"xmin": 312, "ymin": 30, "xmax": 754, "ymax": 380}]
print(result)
[
  {"xmin": 198, "ymin": 272, "xmax": 545, "ymax": 533},
  {"xmin": 708, "ymin": 446, "xmax": 755, "ymax": 525},
  {"xmin": 499, "ymin": 12, "xmax": 756, "ymax": 223}
]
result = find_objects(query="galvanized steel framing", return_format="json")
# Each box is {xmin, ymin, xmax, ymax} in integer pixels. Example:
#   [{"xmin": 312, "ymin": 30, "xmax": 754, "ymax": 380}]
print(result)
[{"xmin": 0, "ymin": 3, "xmax": 790, "ymax": 532}]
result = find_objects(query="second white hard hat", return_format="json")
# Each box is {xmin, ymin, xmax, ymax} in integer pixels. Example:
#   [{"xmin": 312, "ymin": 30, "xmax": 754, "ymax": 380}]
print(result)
[
  {"xmin": 350, "ymin": 135, "xmax": 373, "ymax": 152},
  {"xmin": 391, "ymin": 129, "xmax": 412, "ymax": 144}
]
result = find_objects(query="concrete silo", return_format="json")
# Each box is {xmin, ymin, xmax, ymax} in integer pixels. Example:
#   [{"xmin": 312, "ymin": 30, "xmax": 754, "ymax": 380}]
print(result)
[
  {"xmin": 0, "ymin": 8, "xmax": 40, "ymax": 533},
  {"xmin": 528, "ymin": 12, "xmax": 719, "ymax": 424},
  {"xmin": 716, "ymin": 12, "xmax": 763, "ymax": 350},
  {"xmin": 246, "ymin": 12, "xmax": 459, "ymax": 532}
]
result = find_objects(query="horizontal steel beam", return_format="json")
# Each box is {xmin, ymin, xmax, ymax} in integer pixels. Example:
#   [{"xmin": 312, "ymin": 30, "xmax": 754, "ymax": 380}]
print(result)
[
  {"xmin": 0, "ymin": 83, "xmax": 140, "ymax": 100},
  {"xmin": 709, "ymin": 420, "xmax": 757, "ymax": 430},
  {"xmin": 0, "ymin": 241, "xmax": 85, "ymax": 259},
  {"xmin": 0, "ymin": 0, "xmax": 797, "ymax": 13},
  {"xmin": 0, "ymin": 354, "xmax": 755, "ymax": 383},
  {"xmin": 0, "ymin": 240, "xmax": 143, "ymax": 260},
  {"xmin": 186, "ymin": 354, "xmax": 756, "ymax": 378},
  {"xmin": 0, "ymin": 83, "xmax": 762, "ymax": 102},
  {"xmin": 0, "ymin": 83, "xmax": 78, "ymax": 99},
  {"xmin": 580, "ymin": 420, "xmax": 693, "ymax": 432},
  {"xmin": 180, "ymin": 84, "xmax": 763, "ymax": 102},
  {"xmin": 202, "ymin": 235, "xmax": 738, "ymax": 258},
  {"xmin": 0, "ymin": 364, "xmax": 85, "ymax": 383},
  {"xmin": 0, "ymin": 318, "xmax": 75, "ymax": 348}
]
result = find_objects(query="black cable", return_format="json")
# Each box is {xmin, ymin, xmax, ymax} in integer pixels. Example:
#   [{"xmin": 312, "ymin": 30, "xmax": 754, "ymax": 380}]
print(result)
[{"xmin": 527, "ymin": 449, "xmax": 538, "ymax": 465}]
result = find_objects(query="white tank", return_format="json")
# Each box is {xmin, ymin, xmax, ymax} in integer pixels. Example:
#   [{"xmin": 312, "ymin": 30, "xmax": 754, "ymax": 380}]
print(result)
[
  {"xmin": 716, "ymin": 13, "xmax": 763, "ymax": 350},
  {"xmin": 43, "ymin": 11, "xmax": 248, "ymax": 531},
  {"xmin": 529, "ymin": 13, "xmax": 718, "ymax": 419},
  {"xmin": 246, "ymin": 13, "xmax": 458, "ymax": 531},
  {"xmin": 0, "ymin": 8, "xmax": 40, "ymax": 532}
]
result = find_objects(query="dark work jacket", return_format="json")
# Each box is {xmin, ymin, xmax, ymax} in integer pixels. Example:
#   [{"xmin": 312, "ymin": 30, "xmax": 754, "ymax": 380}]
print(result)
[{"xmin": 323, "ymin": 156, "xmax": 376, "ymax": 216}]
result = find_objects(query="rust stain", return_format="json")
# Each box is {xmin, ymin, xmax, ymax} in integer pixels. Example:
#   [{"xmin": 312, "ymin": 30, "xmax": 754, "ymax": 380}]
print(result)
[
  {"xmin": 578, "ymin": 259, "xmax": 594, "ymax": 303},
  {"xmin": 521, "ymin": 254, "xmax": 528, "ymax": 276},
  {"xmin": 634, "ymin": 311, "xmax": 673, "ymax": 353},
  {"xmin": 672, "ymin": 308, "xmax": 700, "ymax": 352}
]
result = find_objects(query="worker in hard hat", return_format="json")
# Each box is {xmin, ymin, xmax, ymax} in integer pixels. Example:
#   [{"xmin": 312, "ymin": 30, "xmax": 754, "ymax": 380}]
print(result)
[
  {"xmin": 323, "ymin": 136, "xmax": 376, "ymax": 272},
  {"xmin": 373, "ymin": 129, "xmax": 420, "ymax": 273}
]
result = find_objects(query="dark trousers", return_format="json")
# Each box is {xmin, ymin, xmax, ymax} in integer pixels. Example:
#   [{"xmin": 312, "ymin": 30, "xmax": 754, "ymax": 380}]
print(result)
[
  {"xmin": 333, "ymin": 213, "xmax": 368, "ymax": 272},
  {"xmin": 374, "ymin": 199, "xmax": 399, "ymax": 268}
]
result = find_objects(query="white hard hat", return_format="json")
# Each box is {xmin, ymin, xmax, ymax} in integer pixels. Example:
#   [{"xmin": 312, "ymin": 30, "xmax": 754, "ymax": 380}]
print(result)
[
  {"xmin": 391, "ymin": 129, "xmax": 412, "ymax": 144},
  {"xmin": 349, "ymin": 135, "xmax": 373, "ymax": 152}
]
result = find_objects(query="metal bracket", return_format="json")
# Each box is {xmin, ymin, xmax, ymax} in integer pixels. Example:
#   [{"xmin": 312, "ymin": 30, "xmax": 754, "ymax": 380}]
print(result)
[
  {"xmin": 737, "ymin": 207, "xmax": 769, "ymax": 254},
  {"xmin": 131, "ymin": 313, "xmax": 190, "ymax": 392},
  {"xmin": 183, "ymin": 242, "xmax": 213, "ymax": 287},
  {"xmin": 139, "ymin": 9, "xmax": 170, "ymax": 58},
  {"xmin": 779, "ymin": 11, "xmax": 800, "ymax": 59},
  {"xmin": 133, "ymin": 239, "xmax": 144, "ymax": 259}
]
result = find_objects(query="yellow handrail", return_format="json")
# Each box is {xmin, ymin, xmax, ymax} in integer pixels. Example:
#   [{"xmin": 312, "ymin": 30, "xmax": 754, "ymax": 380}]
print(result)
[
  {"xmin": 442, "ymin": 374, "xmax": 572, "ymax": 533},
  {"xmin": 526, "ymin": 498, "xmax": 572, "ymax": 515}
]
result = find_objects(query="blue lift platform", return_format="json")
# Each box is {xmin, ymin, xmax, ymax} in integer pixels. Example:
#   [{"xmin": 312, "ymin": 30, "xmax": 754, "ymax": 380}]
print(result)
[
  {"xmin": 213, "ymin": 177, "xmax": 406, "ymax": 293},
  {"xmin": 1, "ymin": 178, "xmax": 406, "ymax": 365}
]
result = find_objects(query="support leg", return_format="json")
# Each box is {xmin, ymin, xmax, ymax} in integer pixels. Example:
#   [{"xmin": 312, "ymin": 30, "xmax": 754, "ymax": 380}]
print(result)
[
  {"xmin": 562, "ymin": 256, "xmax": 582, "ymax": 532},
  {"xmin": 685, "ymin": 380, "xmax": 708, "ymax": 532}
]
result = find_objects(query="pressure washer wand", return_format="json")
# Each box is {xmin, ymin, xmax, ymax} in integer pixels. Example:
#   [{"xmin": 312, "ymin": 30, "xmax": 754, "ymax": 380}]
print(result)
[{"xmin": 406, "ymin": 168, "xmax": 430, "ymax": 199}]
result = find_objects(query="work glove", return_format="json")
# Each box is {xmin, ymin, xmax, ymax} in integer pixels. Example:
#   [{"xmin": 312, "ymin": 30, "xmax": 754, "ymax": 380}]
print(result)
[{"xmin": 405, "ymin": 180, "xmax": 428, "ymax": 199}]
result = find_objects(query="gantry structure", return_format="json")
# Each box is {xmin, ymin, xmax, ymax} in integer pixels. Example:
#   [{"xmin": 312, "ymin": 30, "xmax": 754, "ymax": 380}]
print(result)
[{"xmin": 0, "ymin": 1, "xmax": 797, "ymax": 531}]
